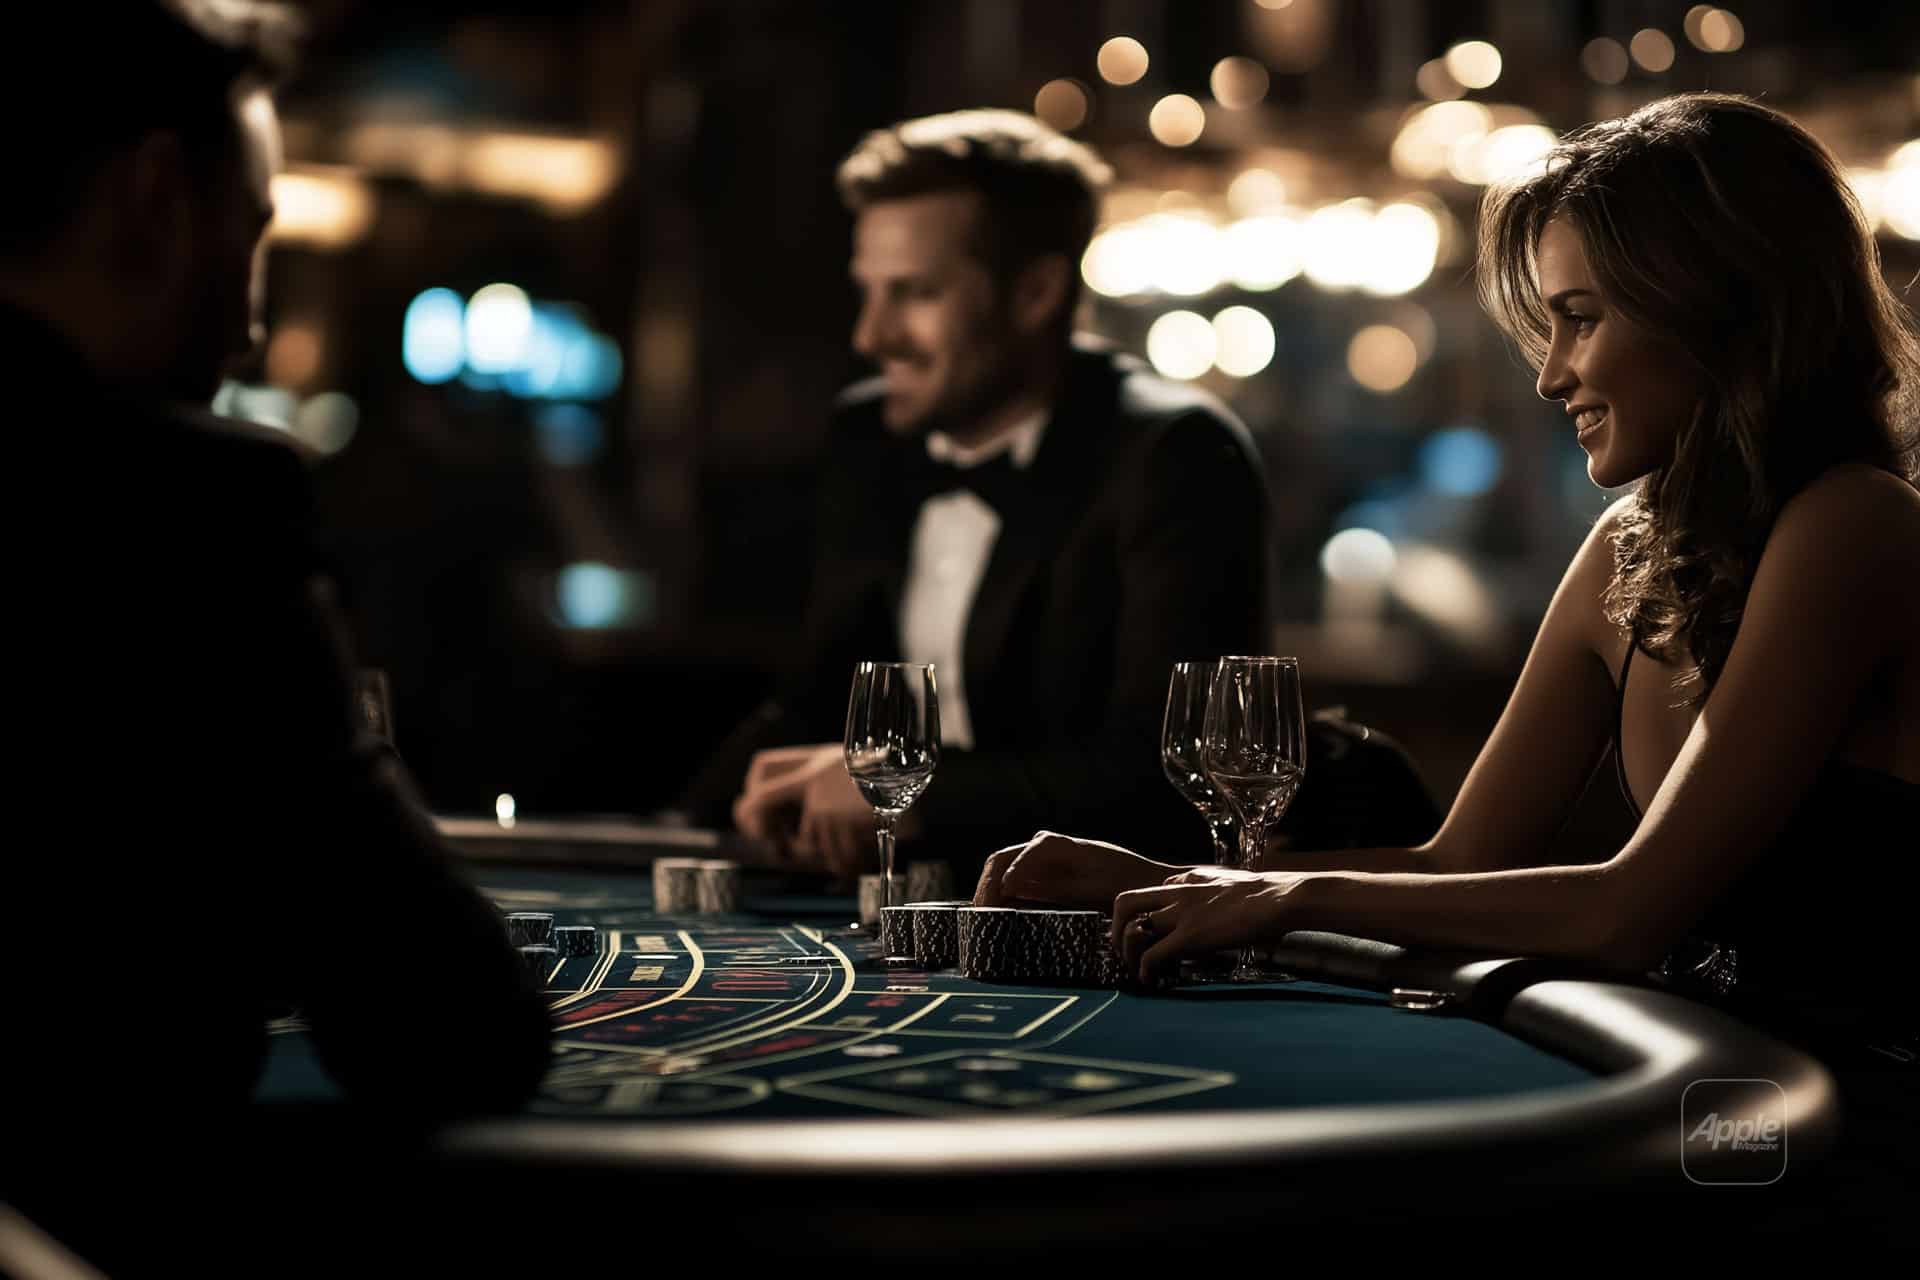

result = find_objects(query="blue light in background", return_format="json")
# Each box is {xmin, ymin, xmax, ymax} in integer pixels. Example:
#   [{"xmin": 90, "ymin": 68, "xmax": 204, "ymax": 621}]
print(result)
[
  {"xmin": 402, "ymin": 288, "xmax": 465, "ymax": 384},
  {"xmin": 1418, "ymin": 426, "xmax": 1503, "ymax": 498},
  {"xmin": 504, "ymin": 305, "xmax": 580, "ymax": 399},
  {"xmin": 555, "ymin": 563, "xmax": 656, "ymax": 629},
  {"xmin": 534, "ymin": 404, "xmax": 604, "ymax": 466},
  {"xmin": 554, "ymin": 331, "xmax": 622, "ymax": 401}
]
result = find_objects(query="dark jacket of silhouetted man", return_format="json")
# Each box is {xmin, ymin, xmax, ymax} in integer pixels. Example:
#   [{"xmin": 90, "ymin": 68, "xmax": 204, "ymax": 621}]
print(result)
[{"xmin": 1, "ymin": 5, "xmax": 549, "ymax": 1268}]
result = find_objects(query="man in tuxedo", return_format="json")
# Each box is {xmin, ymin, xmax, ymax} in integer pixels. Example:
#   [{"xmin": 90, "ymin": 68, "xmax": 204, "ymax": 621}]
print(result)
[
  {"xmin": 721, "ymin": 110, "xmax": 1273, "ymax": 878},
  {"xmin": 2, "ymin": 4, "xmax": 550, "ymax": 1264}
]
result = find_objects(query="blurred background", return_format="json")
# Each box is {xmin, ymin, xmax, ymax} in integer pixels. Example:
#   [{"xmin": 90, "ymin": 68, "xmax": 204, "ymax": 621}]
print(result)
[{"xmin": 232, "ymin": 0, "xmax": 1920, "ymax": 846}]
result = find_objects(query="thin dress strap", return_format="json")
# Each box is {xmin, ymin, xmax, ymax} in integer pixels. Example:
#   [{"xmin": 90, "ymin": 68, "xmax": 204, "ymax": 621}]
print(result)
[{"xmin": 1614, "ymin": 638, "xmax": 1644, "ymax": 820}]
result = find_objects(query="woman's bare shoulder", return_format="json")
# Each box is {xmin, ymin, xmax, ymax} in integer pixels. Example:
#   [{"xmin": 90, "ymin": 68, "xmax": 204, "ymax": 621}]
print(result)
[{"xmin": 1771, "ymin": 464, "xmax": 1920, "ymax": 559}]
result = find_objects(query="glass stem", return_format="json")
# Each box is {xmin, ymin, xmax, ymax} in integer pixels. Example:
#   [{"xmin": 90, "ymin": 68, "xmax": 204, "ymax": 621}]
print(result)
[
  {"xmin": 875, "ymin": 815, "xmax": 898, "ymax": 912},
  {"xmin": 1208, "ymin": 811, "xmax": 1238, "ymax": 867},
  {"xmin": 1236, "ymin": 816, "xmax": 1265, "ymax": 872}
]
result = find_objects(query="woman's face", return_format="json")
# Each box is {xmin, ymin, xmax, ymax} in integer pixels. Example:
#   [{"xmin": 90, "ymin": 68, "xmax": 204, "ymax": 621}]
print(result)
[{"xmin": 1534, "ymin": 218, "xmax": 1703, "ymax": 489}]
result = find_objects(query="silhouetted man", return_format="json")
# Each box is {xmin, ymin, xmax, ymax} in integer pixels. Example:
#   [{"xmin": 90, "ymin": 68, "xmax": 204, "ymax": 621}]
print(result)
[{"xmin": 2, "ymin": 3, "xmax": 551, "ymax": 1266}]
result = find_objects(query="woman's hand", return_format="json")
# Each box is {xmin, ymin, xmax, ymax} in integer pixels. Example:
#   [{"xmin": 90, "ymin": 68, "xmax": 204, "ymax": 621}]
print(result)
[
  {"xmin": 973, "ymin": 831, "xmax": 1183, "ymax": 911},
  {"xmin": 1112, "ymin": 867, "xmax": 1307, "ymax": 984}
]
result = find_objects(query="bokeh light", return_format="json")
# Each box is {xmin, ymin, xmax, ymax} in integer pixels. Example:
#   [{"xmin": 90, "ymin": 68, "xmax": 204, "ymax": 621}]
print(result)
[
  {"xmin": 1145, "ymin": 214, "xmax": 1227, "ymax": 295},
  {"xmin": 268, "ymin": 168, "xmax": 375, "ymax": 250},
  {"xmin": 292, "ymin": 392, "xmax": 360, "ymax": 457},
  {"xmin": 1581, "ymin": 38, "xmax": 1630, "ymax": 84},
  {"xmin": 1210, "ymin": 56, "xmax": 1271, "ymax": 109},
  {"xmin": 1630, "ymin": 29, "xmax": 1676, "ymax": 73},
  {"xmin": 465, "ymin": 283, "xmax": 533, "ymax": 374},
  {"xmin": 1301, "ymin": 199, "xmax": 1376, "ymax": 291},
  {"xmin": 1097, "ymin": 37, "xmax": 1149, "ymax": 86},
  {"xmin": 1145, "ymin": 311, "xmax": 1218, "ymax": 381},
  {"xmin": 1391, "ymin": 101, "xmax": 1493, "ymax": 180},
  {"xmin": 266, "ymin": 323, "xmax": 323, "ymax": 389},
  {"xmin": 1347, "ymin": 325, "xmax": 1419, "ymax": 393},
  {"xmin": 1224, "ymin": 214, "xmax": 1303, "ymax": 290},
  {"xmin": 1444, "ymin": 41, "xmax": 1502, "ymax": 90},
  {"xmin": 1211, "ymin": 307, "xmax": 1277, "ymax": 377},
  {"xmin": 1148, "ymin": 94, "xmax": 1207, "ymax": 147},
  {"xmin": 1359, "ymin": 202, "xmax": 1440, "ymax": 296},
  {"xmin": 556, "ymin": 562, "xmax": 652, "ymax": 629},
  {"xmin": 1700, "ymin": 10, "xmax": 1745, "ymax": 52},
  {"xmin": 1227, "ymin": 168, "xmax": 1288, "ymax": 215},
  {"xmin": 1415, "ymin": 58, "xmax": 1464, "ymax": 101},
  {"xmin": 1082, "ymin": 223, "xmax": 1155, "ymax": 298},
  {"xmin": 1321, "ymin": 528, "xmax": 1397, "ymax": 584},
  {"xmin": 402, "ymin": 287, "xmax": 465, "ymax": 384},
  {"xmin": 1450, "ymin": 123, "xmax": 1558, "ymax": 186},
  {"xmin": 1034, "ymin": 79, "xmax": 1091, "ymax": 131},
  {"xmin": 1418, "ymin": 427, "xmax": 1504, "ymax": 497}
]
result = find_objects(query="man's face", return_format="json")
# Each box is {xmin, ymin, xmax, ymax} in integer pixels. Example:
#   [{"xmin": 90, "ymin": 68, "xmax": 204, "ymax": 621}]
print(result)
[
  {"xmin": 166, "ymin": 87, "xmax": 278, "ymax": 402},
  {"xmin": 848, "ymin": 191, "xmax": 1024, "ymax": 438}
]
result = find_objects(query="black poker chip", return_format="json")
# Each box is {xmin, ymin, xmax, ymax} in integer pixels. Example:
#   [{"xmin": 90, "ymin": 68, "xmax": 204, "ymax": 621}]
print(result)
[
  {"xmin": 905, "ymin": 901, "xmax": 967, "ymax": 970},
  {"xmin": 517, "ymin": 944, "xmax": 559, "ymax": 984},
  {"xmin": 505, "ymin": 912, "xmax": 555, "ymax": 947},
  {"xmin": 553, "ymin": 925, "xmax": 598, "ymax": 957}
]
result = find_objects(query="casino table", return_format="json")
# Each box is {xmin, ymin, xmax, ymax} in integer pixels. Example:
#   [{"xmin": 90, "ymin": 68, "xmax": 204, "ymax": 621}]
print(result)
[{"xmin": 247, "ymin": 820, "xmax": 1844, "ymax": 1259}]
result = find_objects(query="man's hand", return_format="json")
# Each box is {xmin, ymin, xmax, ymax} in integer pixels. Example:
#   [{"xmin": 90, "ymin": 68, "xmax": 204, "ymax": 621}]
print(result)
[
  {"xmin": 972, "ymin": 831, "xmax": 1186, "ymax": 911},
  {"xmin": 733, "ymin": 744, "xmax": 919, "ymax": 876}
]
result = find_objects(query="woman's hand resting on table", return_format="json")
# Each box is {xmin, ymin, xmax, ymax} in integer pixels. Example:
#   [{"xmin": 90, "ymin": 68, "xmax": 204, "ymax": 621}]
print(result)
[
  {"xmin": 972, "ymin": 831, "xmax": 1182, "ymax": 911},
  {"xmin": 1112, "ymin": 867, "xmax": 1311, "ymax": 984}
]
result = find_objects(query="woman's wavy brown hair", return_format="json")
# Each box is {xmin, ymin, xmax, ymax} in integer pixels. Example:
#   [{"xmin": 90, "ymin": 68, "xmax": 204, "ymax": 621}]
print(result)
[{"xmin": 1478, "ymin": 92, "xmax": 1920, "ymax": 700}]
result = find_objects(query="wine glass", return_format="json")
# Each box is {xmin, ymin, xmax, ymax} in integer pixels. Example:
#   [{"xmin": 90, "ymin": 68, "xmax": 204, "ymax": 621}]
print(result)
[
  {"xmin": 1202, "ymin": 656, "xmax": 1307, "ymax": 983},
  {"xmin": 844, "ymin": 662, "xmax": 940, "ymax": 953},
  {"xmin": 1161, "ymin": 662, "xmax": 1237, "ymax": 865}
]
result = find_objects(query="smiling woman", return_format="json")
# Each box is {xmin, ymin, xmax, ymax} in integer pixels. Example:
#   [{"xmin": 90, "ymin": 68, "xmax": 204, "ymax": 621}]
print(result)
[{"xmin": 975, "ymin": 95, "xmax": 1920, "ymax": 1213}]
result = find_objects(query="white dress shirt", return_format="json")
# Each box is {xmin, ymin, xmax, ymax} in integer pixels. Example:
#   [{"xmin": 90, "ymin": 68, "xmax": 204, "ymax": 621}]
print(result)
[{"xmin": 897, "ymin": 412, "xmax": 1048, "ymax": 749}]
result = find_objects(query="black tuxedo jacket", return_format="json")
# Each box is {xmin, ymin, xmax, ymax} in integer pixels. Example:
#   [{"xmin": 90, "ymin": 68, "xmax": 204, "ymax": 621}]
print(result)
[
  {"xmin": 2, "ymin": 304, "xmax": 551, "ymax": 1231},
  {"xmin": 693, "ymin": 340, "xmax": 1273, "ymax": 869}
]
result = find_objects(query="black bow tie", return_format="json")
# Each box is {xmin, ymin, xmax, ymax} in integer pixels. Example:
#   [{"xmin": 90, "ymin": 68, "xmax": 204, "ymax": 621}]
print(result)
[{"xmin": 924, "ymin": 450, "xmax": 1026, "ymax": 513}]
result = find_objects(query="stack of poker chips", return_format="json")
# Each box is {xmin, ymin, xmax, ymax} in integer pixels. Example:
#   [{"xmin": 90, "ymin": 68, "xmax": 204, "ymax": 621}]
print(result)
[
  {"xmin": 696, "ymin": 859, "xmax": 741, "ymax": 913},
  {"xmin": 505, "ymin": 912, "xmax": 559, "ymax": 985},
  {"xmin": 908, "ymin": 901, "xmax": 968, "ymax": 970},
  {"xmin": 947, "ymin": 906, "xmax": 1143, "ymax": 989},
  {"xmin": 877, "ymin": 906, "xmax": 917, "ymax": 959},
  {"xmin": 653, "ymin": 857, "xmax": 742, "ymax": 915},
  {"xmin": 553, "ymin": 925, "xmax": 599, "ymax": 957}
]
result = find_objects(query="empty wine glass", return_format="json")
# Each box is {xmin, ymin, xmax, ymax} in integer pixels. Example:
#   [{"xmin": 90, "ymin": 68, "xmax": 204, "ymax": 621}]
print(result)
[
  {"xmin": 1161, "ymin": 662, "xmax": 1237, "ymax": 865},
  {"xmin": 843, "ymin": 662, "xmax": 940, "ymax": 951},
  {"xmin": 1203, "ymin": 656, "xmax": 1307, "ymax": 983}
]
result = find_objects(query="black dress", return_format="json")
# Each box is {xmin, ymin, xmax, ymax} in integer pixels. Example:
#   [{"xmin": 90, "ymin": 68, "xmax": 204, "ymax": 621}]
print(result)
[{"xmin": 1614, "ymin": 640, "xmax": 1917, "ymax": 1240}]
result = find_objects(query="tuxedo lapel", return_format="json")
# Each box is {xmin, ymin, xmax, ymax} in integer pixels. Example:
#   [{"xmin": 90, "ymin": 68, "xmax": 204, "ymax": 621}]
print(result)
[{"xmin": 960, "ymin": 352, "xmax": 1117, "ymax": 735}]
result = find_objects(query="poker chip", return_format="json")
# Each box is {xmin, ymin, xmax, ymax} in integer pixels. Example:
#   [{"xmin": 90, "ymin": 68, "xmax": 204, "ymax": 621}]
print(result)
[
  {"xmin": 504, "ymin": 912, "xmax": 555, "ymax": 947},
  {"xmin": 906, "ymin": 901, "xmax": 969, "ymax": 970},
  {"xmin": 517, "ymin": 944, "xmax": 559, "ymax": 985},
  {"xmin": 652, "ymin": 858, "xmax": 704, "ymax": 914},
  {"xmin": 1036, "ymin": 910, "xmax": 1106, "ymax": 986},
  {"xmin": 857, "ymin": 873, "xmax": 909, "ymax": 928},
  {"xmin": 878, "ymin": 906, "xmax": 917, "ymax": 959},
  {"xmin": 696, "ymin": 860, "xmax": 742, "ymax": 914},
  {"xmin": 904, "ymin": 861, "xmax": 955, "ymax": 905},
  {"xmin": 1388, "ymin": 987, "xmax": 1453, "ymax": 1012},
  {"xmin": 553, "ymin": 925, "xmax": 598, "ymax": 957}
]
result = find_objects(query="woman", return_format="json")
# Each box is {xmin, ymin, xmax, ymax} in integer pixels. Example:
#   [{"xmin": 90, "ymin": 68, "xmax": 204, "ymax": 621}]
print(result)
[{"xmin": 976, "ymin": 94, "xmax": 1919, "ymax": 1058}]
